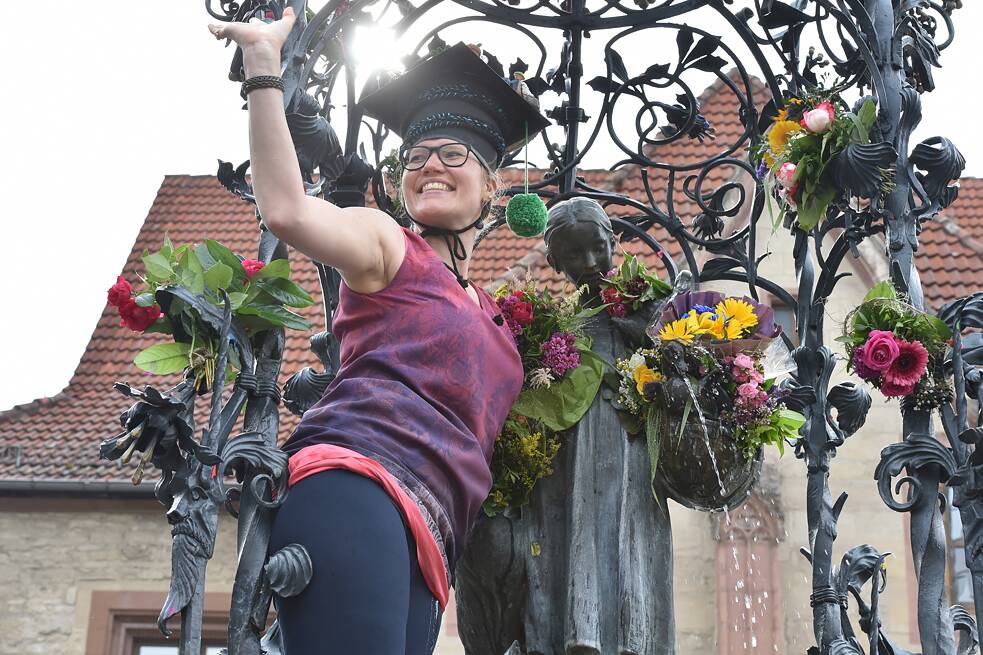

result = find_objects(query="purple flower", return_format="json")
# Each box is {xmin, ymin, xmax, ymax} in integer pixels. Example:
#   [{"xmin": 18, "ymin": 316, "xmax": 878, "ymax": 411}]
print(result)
[
  {"xmin": 541, "ymin": 332, "xmax": 580, "ymax": 377},
  {"xmin": 851, "ymin": 348, "xmax": 880, "ymax": 381}
]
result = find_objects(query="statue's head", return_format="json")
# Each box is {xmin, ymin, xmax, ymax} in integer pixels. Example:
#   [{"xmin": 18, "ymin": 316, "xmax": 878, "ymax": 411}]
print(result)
[{"xmin": 544, "ymin": 197, "xmax": 616, "ymax": 296}]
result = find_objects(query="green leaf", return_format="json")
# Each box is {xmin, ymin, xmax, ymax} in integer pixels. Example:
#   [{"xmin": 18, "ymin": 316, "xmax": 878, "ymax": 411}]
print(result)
[
  {"xmin": 794, "ymin": 183, "xmax": 837, "ymax": 230},
  {"xmin": 133, "ymin": 342, "xmax": 191, "ymax": 375},
  {"xmin": 195, "ymin": 243, "xmax": 217, "ymax": 271},
  {"xmin": 645, "ymin": 405, "xmax": 663, "ymax": 487},
  {"xmin": 203, "ymin": 262, "xmax": 234, "ymax": 291},
  {"xmin": 134, "ymin": 293, "xmax": 156, "ymax": 308},
  {"xmin": 161, "ymin": 231, "xmax": 174, "ymax": 260},
  {"xmin": 179, "ymin": 249, "xmax": 205, "ymax": 295},
  {"xmin": 228, "ymin": 292, "xmax": 248, "ymax": 310},
  {"xmin": 255, "ymin": 277, "xmax": 315, "ymax": 307},
  {"xmin": 510, "ymin": 349, "xmax": 606, "ymax": 431},
  {"xmin": 253, "ymin": 258, "xmax": 290, "ymax": 280},
  {"xmin": 863, "ymin": 281, "xmax": 897, "ymax": 303},
  {"xmin": 205, "ymin": 240, "xmax": 246, "ymax": 277},
  {"xmin": 236, "ymin": 304, "xmax": 312, "ymax": 331},
  {"xmin": 920, "ymin": 314, "xmax": 952, "ymax": 342},
  {"xmin": 142, "ymin": 253, "xmax": 174, "ymax": 280},
  {"xmin": 857, "ymin": 99, "xmax": 877, "ymax": 137}
]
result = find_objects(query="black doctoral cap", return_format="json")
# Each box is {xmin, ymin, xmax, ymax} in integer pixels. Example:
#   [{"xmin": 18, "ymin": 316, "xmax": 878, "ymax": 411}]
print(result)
[{"xmin": 358, "ymin": 42, "xmax": 550, "ymax": 168}]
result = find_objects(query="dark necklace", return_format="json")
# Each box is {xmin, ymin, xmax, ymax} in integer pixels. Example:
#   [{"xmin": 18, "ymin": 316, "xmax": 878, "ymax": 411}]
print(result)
[{"xmin": 412, "ymin": 217, "xmax": 483, "ymax": 289}]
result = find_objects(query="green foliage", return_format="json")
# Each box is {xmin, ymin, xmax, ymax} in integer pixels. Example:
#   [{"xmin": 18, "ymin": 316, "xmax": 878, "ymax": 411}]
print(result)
[
  {"xmin": 483, "ymin": 414, "xmax": 561, "ymax": 516},
  {"xmin": 130, "ymin": 236, "xmax": 314, "ymax": 389},
  {"xmin": 843, "ymin": 282, "xmax": 951, "ymax": 349},
  {"xmin": 510, "ymin": 349, "xmax": 607, "ymax": 431},
  {"xmin": 740, "ymin": 408, "xmax": 804, "ymax": 460},
  {"xmin": 758, "ymin": 93, "xmax": 892, "ymax": 231},
  {"xmin": 134, "ymin": 342, "xmax": 192, "ymax": 375},
  {"xmin": 599, "ymin": 253, "xmax": 672, "ymax": 313}
]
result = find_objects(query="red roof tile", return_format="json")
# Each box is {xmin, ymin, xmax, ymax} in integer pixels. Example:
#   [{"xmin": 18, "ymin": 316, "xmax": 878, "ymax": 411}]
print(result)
[{"xmin": 917, "ymin": 178, "xmax": 983, "ymax": 310}]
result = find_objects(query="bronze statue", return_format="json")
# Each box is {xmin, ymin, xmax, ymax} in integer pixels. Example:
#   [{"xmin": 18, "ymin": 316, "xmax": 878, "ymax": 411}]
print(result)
[{"xmin": 456, "ymin": 198, "xmax": 675, "ymax": 655}]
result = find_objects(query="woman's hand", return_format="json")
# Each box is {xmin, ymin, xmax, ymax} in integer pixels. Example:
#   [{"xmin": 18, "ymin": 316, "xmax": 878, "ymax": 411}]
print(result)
[{"xmin": 207, "ymin": 5, "xmax": 297, "ymax": 54}]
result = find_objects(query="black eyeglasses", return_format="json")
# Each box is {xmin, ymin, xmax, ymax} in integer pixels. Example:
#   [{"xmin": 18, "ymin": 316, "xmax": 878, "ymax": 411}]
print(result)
[{"xmin": 399, "ymin": 142, "xmax": 485, "ymax": 171}]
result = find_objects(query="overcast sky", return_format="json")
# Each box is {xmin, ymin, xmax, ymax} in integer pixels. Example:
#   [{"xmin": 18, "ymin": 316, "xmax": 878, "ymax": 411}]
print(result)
[{"xmin": 1, "ymin": 1, "xmax": 979, "ymax": 411}]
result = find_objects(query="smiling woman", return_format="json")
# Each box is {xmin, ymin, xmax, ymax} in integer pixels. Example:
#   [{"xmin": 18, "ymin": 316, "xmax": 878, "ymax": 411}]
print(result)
[{"xmin": 208, "ymin": 10, "xmax": 549, "ymax": 653}]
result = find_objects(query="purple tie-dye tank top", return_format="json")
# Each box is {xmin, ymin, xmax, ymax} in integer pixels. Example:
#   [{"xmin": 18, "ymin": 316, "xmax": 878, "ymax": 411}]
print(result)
[{"xmin": 282, "ymin": 226, "xmax": 524, "ymax": 577}]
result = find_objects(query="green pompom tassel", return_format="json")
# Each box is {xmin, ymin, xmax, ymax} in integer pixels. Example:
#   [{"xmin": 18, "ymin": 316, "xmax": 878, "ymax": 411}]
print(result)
[{"xmin": 506, "ymin": 193, "xmax": 548, "ymax": 237}]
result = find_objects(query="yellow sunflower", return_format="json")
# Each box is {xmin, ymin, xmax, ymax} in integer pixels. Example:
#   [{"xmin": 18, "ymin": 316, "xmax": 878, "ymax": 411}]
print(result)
[
  {"xmin": 686, "ymin": 309, "xmax": 720, "ymax": 336},
  {"xmin": 773, "ymin": 108, "xmax": 788, "ymax": 122},
  {"xmin": 767, "ymin": 120, "xmax": 801, "ymax": 154},
  {"xmin": 634, "ymin": 365, "xmax": 664, "ymax": 394},
  {"xmin": 716, "ymin": 298, "xmax": 759, "ymax": 337},
  {"xmin": 725, "ymin": 318, "xmax": 751, "ymax": 340},
  {"xmin": 658, "ymin": 318, "xmax": 696, "ymax": 343}
]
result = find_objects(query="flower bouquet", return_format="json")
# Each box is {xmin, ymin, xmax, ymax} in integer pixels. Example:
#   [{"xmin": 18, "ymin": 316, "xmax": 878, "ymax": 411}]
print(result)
[
  {"xmin": 752, "ymin": 92, "xmax": 895, "ymax": 230},
  {"xmin": 612, "ymin": 292, "xmax": 804, "ymax": 511},
  {"xmin": 483, "ymin": 282, "xmax": 606, "ymax": 515},
  {"xmin": 839, "ymin": 281, "xmax": 952, "ymax": 410},
  {"xmin": 109, "ymin": 235, "xmax": 314, "ymax": 393},
  {"xmin": 599, "ymin": 253, "xmax": 672, "ymax": 318}
]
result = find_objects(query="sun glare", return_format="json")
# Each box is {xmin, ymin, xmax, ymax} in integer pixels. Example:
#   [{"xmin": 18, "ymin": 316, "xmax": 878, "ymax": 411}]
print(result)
[{"xmin": 351, "ymin": 26, "xmax": 402, "ymax": 73}]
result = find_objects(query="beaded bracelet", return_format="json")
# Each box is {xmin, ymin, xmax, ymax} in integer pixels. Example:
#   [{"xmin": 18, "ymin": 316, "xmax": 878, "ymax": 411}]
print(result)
[{"xmin": 240, "ymin": 75, "xmax": 284, "ymax": 100}]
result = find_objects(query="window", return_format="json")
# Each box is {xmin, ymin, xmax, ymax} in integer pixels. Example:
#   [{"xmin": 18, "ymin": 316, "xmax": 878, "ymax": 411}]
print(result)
[
  {"xmin": 770, "ymin": 299, "xmax": 798, "ymax": 348},
  {"xmin": 947, "ymin": 487, "xmax": 976, "ymax": 605},
  {"xmin": 134, "ymin": 646, "xmax": 225, "ymax": 655},
  {"xmin": 85, "ymin": 591, "xmax": 233, "ymax": 655}
]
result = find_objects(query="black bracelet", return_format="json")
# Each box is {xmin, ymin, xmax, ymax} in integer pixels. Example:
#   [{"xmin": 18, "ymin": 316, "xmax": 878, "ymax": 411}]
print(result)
[{"xmin": 241, "ymin": 75, "xmax": 284, "ymax": 100}]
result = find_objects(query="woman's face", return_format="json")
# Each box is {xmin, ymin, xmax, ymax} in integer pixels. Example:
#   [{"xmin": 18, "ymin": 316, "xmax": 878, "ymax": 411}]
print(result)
[{"xmin": 401, "ymin": 138, "xmax": 494, "ymax": 229}]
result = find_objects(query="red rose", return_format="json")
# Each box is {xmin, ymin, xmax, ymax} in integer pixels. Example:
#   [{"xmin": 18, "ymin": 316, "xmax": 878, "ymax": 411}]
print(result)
[
  {"xmin": 242, "ymin": 259, "xmax": 265, "ymax": 279},
  {"xmin": 107, "ymin": 276, "xmax": 132, "ymax": 307},
  {"xmin": 511, "ymin": 301, "xmax": 535, "ymax": 326},
  {"xmin": 119, "ymin": 298, "xmax": 162, "ymax": 332}
]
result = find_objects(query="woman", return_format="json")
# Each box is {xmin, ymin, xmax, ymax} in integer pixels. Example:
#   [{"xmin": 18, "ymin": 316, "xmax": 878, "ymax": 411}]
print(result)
[{"xmin": 208, "ymin": 8, "xmax": 549, "ymax": 655}]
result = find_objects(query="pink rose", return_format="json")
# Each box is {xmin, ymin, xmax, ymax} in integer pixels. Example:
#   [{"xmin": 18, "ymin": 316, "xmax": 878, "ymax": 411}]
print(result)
[
  {"xmin": 776, "ymin": 162, "xmax": 797, "ymax": 188},
  {"xmin": 738, "ymin": 382, "xmax": 759, "ymax": 398},
  {"xmin": 880, "ymin": 378, "xmax": 915, "ymax": 397},
  {"xmin": 860, "ymin": 330, "xmax": 900, "ymax": 373},
  {"xmin": 734, "ymin": 354, "xmax": 755, "ymax": 369},
  {"xmin": 800, "ymin": 102, "xmax": 835, "ymax": 133}
]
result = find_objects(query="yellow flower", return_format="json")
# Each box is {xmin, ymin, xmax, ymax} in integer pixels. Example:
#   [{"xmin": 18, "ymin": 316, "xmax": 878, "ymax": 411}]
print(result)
[
  {"xmin": 773, "ymin": 108, "xmax": 788, "ymax": 122},
  {"xmin": 493, "ymin": 283, "xmax": 510, "ymax": 300},
  {"xmin": 767, "ymin": 120, "xmax": 801, "ymax": 154},
  {"xmin": 687, "ymin": 309, "xmax": 723, "ymax": 336},
  {"xmin": 725, "ymin": 318, "xmax": 750, "ymax": 340},
  {"xmin": 658, "ymin": 318, "xmax": 696, "ymax": 343},
  {"xmin": 762, "ymin": 151, "xmax": 775, "ymax": 168},
  {"xmin": 634, "ymin": 365, "xmax": 663, "ymax": 394},
  {"xmin": 716, "ymin": 298, "xmax": 759, "ymax": 329},
  {"xmin": 789, "ymin": 97, "xmax": 803, "ymax": 105}
]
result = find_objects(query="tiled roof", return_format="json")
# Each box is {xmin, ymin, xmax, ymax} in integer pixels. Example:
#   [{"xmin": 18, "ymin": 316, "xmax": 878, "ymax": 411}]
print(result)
[
  {"xmin": 2, "ymin": 75, "xmax": 980, "ymax": 484},
  {"xmin": 917, "ymin": 178, "xmax": 983, "ymax": 310}
]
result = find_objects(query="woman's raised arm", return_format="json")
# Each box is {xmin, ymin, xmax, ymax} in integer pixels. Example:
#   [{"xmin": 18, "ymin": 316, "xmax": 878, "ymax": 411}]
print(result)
[{"xmin": 208, "ymin": 8, "xmax": 399, "ymax": 287}]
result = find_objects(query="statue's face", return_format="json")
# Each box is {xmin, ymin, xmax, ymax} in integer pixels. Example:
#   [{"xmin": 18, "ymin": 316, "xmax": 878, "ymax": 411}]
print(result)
[{"xmin": 547, "ymin": 220, "xmax": 615, "ymax": 292}]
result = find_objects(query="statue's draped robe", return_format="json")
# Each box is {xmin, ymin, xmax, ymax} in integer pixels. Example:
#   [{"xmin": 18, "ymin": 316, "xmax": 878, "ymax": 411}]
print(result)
[{"xmin": 518, "ymin": 312, "xmax": 676, "ymax": 655}]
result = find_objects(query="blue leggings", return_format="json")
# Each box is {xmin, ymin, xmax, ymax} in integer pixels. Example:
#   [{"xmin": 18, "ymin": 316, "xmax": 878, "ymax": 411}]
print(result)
[{"xmin": 268, "ymin": 469, "xmax": 442, "ymax": 654}]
